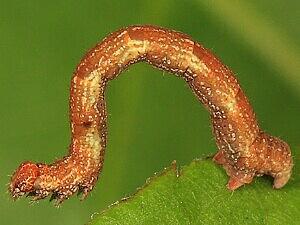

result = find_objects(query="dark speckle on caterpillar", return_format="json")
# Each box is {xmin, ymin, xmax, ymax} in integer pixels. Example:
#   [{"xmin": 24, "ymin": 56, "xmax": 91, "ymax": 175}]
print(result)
[{"xmin": 9, "ymin": 25, "xmax": 293, "ymax": 204}]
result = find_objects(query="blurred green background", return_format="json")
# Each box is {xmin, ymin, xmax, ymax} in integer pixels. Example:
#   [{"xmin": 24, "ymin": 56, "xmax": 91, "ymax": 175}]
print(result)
[{"xmin": 0, "ymin": 0, "xmax": 299, "ymax": 224}]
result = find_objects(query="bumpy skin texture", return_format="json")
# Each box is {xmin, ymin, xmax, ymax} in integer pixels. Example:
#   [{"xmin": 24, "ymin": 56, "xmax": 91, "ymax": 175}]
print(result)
[{"xmin": 9, "ymin": 25, "xmax": 293, "ymax": 204}]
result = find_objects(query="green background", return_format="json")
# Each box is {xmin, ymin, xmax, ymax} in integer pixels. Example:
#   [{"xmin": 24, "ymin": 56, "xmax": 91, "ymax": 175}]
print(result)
[{"xmin": 0, "ymin": 1, "xmax": 299, "ymax": 224}]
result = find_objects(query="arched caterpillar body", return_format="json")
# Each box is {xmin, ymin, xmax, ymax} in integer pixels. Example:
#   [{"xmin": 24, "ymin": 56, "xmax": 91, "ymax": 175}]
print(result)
[{"xmin": 10, "ymin": 25, "xmax": 293, "ymax": 203}]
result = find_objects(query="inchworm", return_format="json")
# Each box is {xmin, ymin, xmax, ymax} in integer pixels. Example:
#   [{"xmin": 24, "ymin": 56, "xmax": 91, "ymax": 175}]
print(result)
[{"xmin": 9, "ymin": 25, "xmax": 293, "ymax": 204}]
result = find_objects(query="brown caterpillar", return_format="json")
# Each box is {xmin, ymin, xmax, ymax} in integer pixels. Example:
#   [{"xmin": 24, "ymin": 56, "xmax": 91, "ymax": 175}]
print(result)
[{"xmin": 9, "ymin": 25, "xmax": 293, "ymax": 204}]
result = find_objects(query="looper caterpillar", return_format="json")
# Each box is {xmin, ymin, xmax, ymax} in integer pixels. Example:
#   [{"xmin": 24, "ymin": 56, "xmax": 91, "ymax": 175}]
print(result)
[{"xmin": 9, "ymin": 25, "xmax": 293, "ymax": 204}]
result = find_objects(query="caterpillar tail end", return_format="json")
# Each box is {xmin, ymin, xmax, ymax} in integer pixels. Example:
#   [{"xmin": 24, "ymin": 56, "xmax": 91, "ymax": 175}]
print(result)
[
  {"xmin": 273, "ymin": 166, "xmax": 293, "ymax": 189},
  {"xmin": 213, "ymin": 133, "xmax": 293, "ymax": 191}
]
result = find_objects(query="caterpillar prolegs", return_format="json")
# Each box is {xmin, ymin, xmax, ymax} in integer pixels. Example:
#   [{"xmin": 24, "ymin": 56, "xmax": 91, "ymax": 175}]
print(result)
[{"xmin": 9, "ymin": 25, "xmax": 293, "ymax": 204}]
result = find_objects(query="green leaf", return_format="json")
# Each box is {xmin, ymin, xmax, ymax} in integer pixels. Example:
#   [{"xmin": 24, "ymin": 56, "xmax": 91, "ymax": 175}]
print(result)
[{"xmin": 88, "ymin": 157, "xmax": 300, "ymax": 225}]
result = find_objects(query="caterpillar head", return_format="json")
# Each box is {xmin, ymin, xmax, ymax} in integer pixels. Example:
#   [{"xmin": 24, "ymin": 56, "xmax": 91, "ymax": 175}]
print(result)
[{"xmin": 9, "ymin": 162, "xmax": 40, "ymax": 199}]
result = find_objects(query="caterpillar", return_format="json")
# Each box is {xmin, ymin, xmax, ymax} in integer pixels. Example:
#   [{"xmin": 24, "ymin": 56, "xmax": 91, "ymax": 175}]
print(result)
[{"xmin": 9, "ymin": 25, "xmax": 293, "ymax": 204}]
